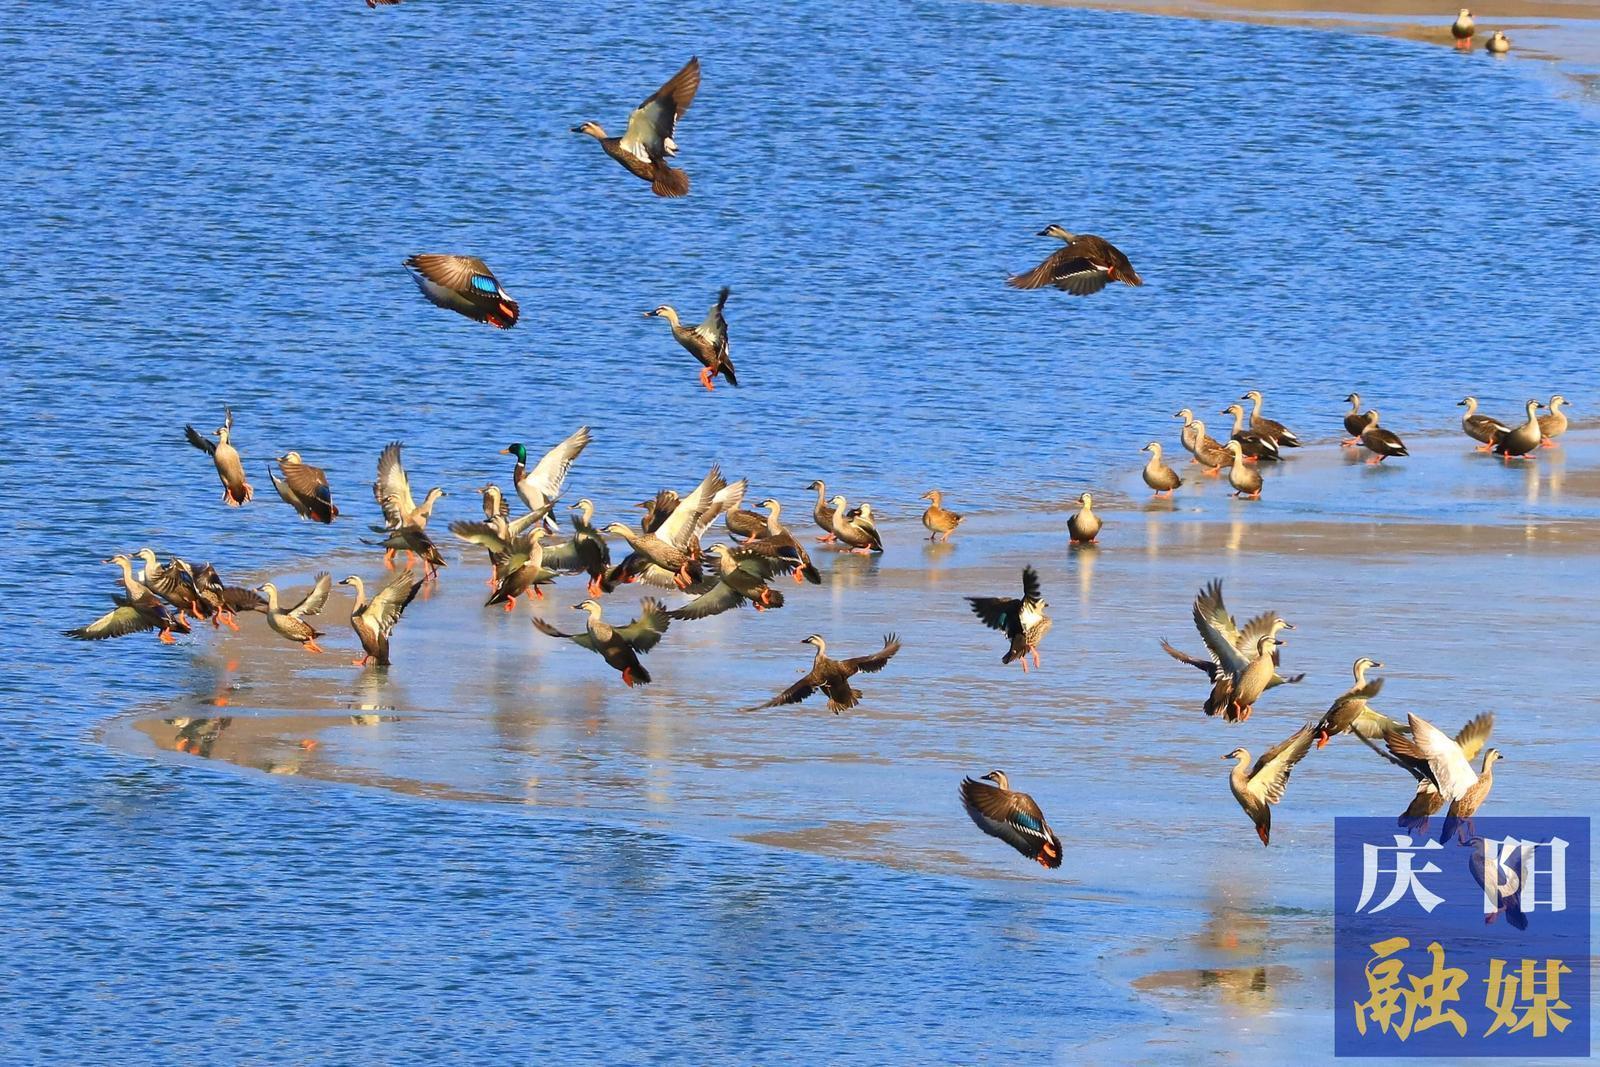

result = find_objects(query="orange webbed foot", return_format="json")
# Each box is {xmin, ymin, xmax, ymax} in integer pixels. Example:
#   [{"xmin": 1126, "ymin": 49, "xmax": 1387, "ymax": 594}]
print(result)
[
  {"xmin": 158, "ymin": 629, "xmax": 176, "ymax": 645},
  {"xmin": 303, "ymin": 640, "xmax": 325, "ymax": 654}
]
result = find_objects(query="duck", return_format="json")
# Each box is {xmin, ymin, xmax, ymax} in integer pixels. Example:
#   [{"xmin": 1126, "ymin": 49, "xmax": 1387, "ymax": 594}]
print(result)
[
  {"xmin": 1221, "ymin": 404, "xmax": 1281, "ymax": 462},
  {"xmin": 176, "ymin": 560, "xmax": 260, "ymax": 630},
  {"xmin": 1006, "ymin": 225, "xmax": 1143, "ymax": 295},
  {"xmin": 1451, "ymin": 8, "xmax": 1475, "ymax": 46},
  {"xmin": 1397, "ymin": 713, "xmax": 1493, "ymax": 832},
  {"xmin": 829, "ymin": 496, "xmax": 884, "ymax": 554},
  {"xmin": 371, "ymin": 441, "xmax": 445, "ymax": 538},
  {"xmin": 500, "ymin": 426, "xmax": 593, "ymax": 524},
  {"xmin": 1312, "ymin": 657, "xmax": 1402, "ymax": 748},
  {"xmin": 132, "ymin": 548, "xmax": 199, "ymax": 625},
  {"xmin": 1066, "ymin": 492, "xmax": 1101, "ymax": 544},
  {"xmin": 533, "ymin": 598, "xmax": 670, "ymax": 687},
  {"xmin": 666, "ymin": 544, "xmax": 789, "ymax": 619},
  {"xmin": 604, "ymin": 466, "xmax": 727, "ymax": 590},
  {"xmin": 1180, "ymin": 414, "xmax": 1231, "ymax": 474},
  {"xmin": 1341, "ymin": 394, "xmax": 1370, "ymax": 445},
  {"xmin": 184, "ymin": 406, "xmax": 252, "ymax": 506},
  {"xmin": 806, "ymin": 480, "xmax": 836, "ymax": 542},
  {"xmin": 723, "ymin": 493, "xmax": 769, "ymax": 543},
  {"xmin": 1140, "ymin": 443, "xmax": 1183, "ymax": 497},
  {"xmin": 540, "ymin": 499, "xmax": 612, "ymax": 597},
  {"xmin": 367, "ymin": 525, "xmax": 447, "ymax": 582},
  {"xmin": 403, "ymin": 254, "xmax": 519, "ymax": 329},
  {"xmin": 967, "ymin": 565, "xmax": 1051, "ymax": 672},
  {"xmin": 1538, "ymin": 394, "xmax": 1570, "ymax": 446},
  {"xmin": 920, "ymin": 490, "xmax": 963, "ymax": 542},
  {"xmin": 646, "ymin": 287, "xmax": 736, "ymax": 390},
  {"xmin": 1492, "ymin": 399, "xmax": 1544, "ymax": 459},
  {"xmin": 742, "ymin": 633, "xmax": 901, "ymax": 713},
  {"xmin": 1386, "ymin": 713, "xmax": 1502, "ymax": 841},
  {"xmin": 1223, "ymin": 441, "xmax": 1263, "ymax": 498},
  {"xmin": 65, "ymin": 555, "xmax": 191, "ymax": 643},
  {"xmin": 740, "ymin": 499, "xmax": 822, "ymax": 585},
  {"xmin": 1161, "ymin": 579, "xmax": 1301, "ymax": 721},
  {"xmin": 449, "ymin": 493, "xmax": 541, "ymax": 586},
  {"xmin": 571, "ymin": 57, "xmax": 701, "ymax": 198},
  {"xmin": 1457, "ymin": 396, "xmax": 1510, "ymax": 451},
  {"xmin": 485, "ymin": 529, "xmax": 556, "ymax": 612},
  {"xmin": 1486, "ymin": 30, "xmax": 1511, "ymax": 53},
  {"xmin": 257, "ymin": 574, "xmax": 332, "ymax": 654},
  {"xmin": 1359, "ymin": 410, "xmax": 1409, "ymax": 463},
  {"xmin": 338, "ymin": 572, "xmax": 422, "ymax": 667},
  {"xmin": 1240, "ymin": 390, "xmax": 1301, "ymax": 448},
  {"xmin": 268, "ymin": 451, "xmax": 337, "ymax": 523},
  {"xmin": 1225, "ymin": 723, "xmax": 1316, "ymax": 846},
  {"xmin": 637, "ymin": 489, "xmax": 680, "ymax": 534},
  {"xmin": 959, "ymin": 771, "xmax": 1062, "ymax": 869}
]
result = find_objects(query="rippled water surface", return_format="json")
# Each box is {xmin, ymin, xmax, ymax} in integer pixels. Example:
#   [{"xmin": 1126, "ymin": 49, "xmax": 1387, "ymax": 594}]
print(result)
[{"xmin": 5, "ymin": 0, "xmax": 1599, "ymax": 1060}]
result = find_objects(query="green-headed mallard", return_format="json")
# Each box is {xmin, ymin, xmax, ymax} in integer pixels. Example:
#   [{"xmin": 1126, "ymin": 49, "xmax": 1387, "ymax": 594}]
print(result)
[
  {"xmin": 1066, "ymin": 492, "xmax": 1101, "ymax": 544},
  {"xmin": 404, "ymin": 254, "xmax": 519, "ymax": 329},
  {"xmin": 572, "ymin": 57, "xmax": 701, "ymax": 198},
  {"xmin": 184, "ymin": 406, "xmax": 252, "ymax": 506},
  {"xmin": 372, "ymin": 441, "xmax": 444, "ymax": 536},
  {"xmin": 540, "ymin": 498, "xmax": 612, "ymax": 597},
  {"xmin": 967, "ymin": 565, "xmax": 1051, "ymax": 672},
  {"xmin": 1386, "ymin": 713, "xmax": 1502, "ymax": 841},
  {"xmin": 65, "ymin": 555, "xmax": 192, "ymax": 643},
  {"xmin": 339, "ymin": 571, "xmax": 422, "ymax": 667},
  {"xmin": 1007, "ymin": 225, "xmax": 1142, "ymax": 295},
  {"xmin": 257, "ymin": 574, "xmax": 332, "ymax": 653},
  {"xmin": 1359, "ymin": 410, "xmax": 1409, "ymax": 464},
  {"xmin": 1161, "ymin": 579, "xmax": 1301, "ymax": 721},
  {"xmin": 1397, "ymin": 713, "xmax": 1493, "ymax": 833},
  {"xmin": 1493, "ymin": 399, "xmax": 1545, "ymax": 459},
  {"xmin": 1341, "ymin": 394, "xmax": 1370, "ymax": 445},
  {"xmin": 1225, "ymin": 723, "xmax": 1316, "ymax": 846},
  {"xmin": 740, "ymin": 499, "xmax": 822, "ymax": 585},
  {"xmin": 920, "ymin": 490, "xmax": 963, "ymax": 542},
  {"xmin": 1141, "ymin": 442, "xmax": 1183, "ymax": 496},
  {"xmin": 1312, "ymin": 657, "xmax": 1401, "ymax": 749},
  {"xmin": 743, "ymin": 633, "xmax": 901, "ymax": 713},
  {"xmin": 666, "ymin": 544, "xmax": 789, "ymax": 619},
  {"xmin": 1538, "ymin": 394, "xmax": 1570, "ymax": 446},
  {"xmin": 828, "ymin": 495, "xmax": 883, "ymax": 554},
  {"xmin": 1221, "ymin": 404, "xmax": 1281, "ymax": 462},
  {"xmin": 1223, "ymin": 441, "xmax": 1263, "ymax": 498},
  {"xmin": 1240, "ymin": 390, "xmax": 1301, "ymax": 448},
  {"xmin": 268, "ymin": 451, "xmax": 337, "ymax": 523},
  {"xmin": 1452, "ymin": 8, "xmax": 1475, "ymax": 46},
  {"xmin": 533, "ymin": 598, "xmax": 669, "ymax": 687},
  {"xmin": 960, "ymin": 770, "xmax": 1062, "ymax": 869},
  {"xmin": 1457, "ymin": 396, "xmax": 1510, "ymax": 451},
  {"xmin": 646, "ymin": 287, "xmax": 736, "ymax": 390},
  {"xmin": 500, "ymin": 426, "xmax": 592, "ymax": 524},
  {"xmin": 1486, "ymin": 30, "xmax": 1510, "ymax": 53}
]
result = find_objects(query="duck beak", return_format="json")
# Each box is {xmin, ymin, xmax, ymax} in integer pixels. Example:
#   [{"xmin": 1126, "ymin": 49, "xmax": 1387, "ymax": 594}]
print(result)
[
  {"xmin": 498, "ymin": 447, "xmax": 512, "ymax": 455},
  {"xmin": 568, "ymin": 125, "xmax": 585, "ymax": 134},
  {"xmin": 1371, "ymin": 661, "xmax": 1384, "ymax": 669},
  {"xmin": 1282, "ymin": 623, "xmax": 1296, "ymax": 630}
]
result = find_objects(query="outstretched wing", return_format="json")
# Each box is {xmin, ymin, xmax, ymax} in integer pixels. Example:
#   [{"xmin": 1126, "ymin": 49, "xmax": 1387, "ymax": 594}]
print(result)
[
  {"xmin": 1454, "ymin": 712, "xmax": 1495, "ymax": 763},
  {"xmin": 65, "ymin": 603, "xmax": 162, "ymax": 640},
  {"xmin": 657, "ymin": 465, "xmax": 725, "ymax": 549},
  {"xmin": 744, "ymin": 673, "xmax": 818, "ymax": 711},
  {"xmin": 692, "ymin": 287, "xmax": 729, "ymax": 349},
  {"xmin": 405, "ymin": 254, "xmax": 497, "ymax": 293},
  {"xmin": 288, "ymin": 573, "xmax": 333, "ymax": 619},
  {"xmin": 1160, "ymin": 638, "xmax": 1223, "ymax": 680},
  {"xmin": 374, "ymin": 442, "xmax": 416, "ymax": 528},
  {"xmin": 1192, "ymin": 581, "xmax": 1249, "ymax": 675},
  {"xmin": 614, "ymin": 598, "xmax": 670, "ymax": 652},
  {"xmin": 843, "ymin": 633, "xmax": 901, "ymax": 674},
  {"xmin": 1020, "ymin": 565, "xmax": 1043, "ymax": 605},
  {"xmin": 366, "ymin": 572, "xmax": 422, "ymax": 632},
  {"xmin": 532, "ymin": 616, "xmax": 598, "ymax": 651},
  {"xmin": 967, "ymin": 595, "xmax": 1021, "ymax": 634},
  {"xmin": 184, "ymin": 424, "xmax": 217, "ymax": 456},
  {"xmin": 666, "ymin": 580, "xmax": 743, "ymax": 621},
  {"xmin": 1248, "ymin": 723, "xmax": 1315, "ymax": 804},
  {"xmin": 618, "ymin": 57, "xmax": 700, "ymax": 163},
  {"xmin": 1386, "ymin": 713, "xmax": 1478, "ymax": 802},
  {"xmin": 524, "ymin": 426, "xmax": 592, "ymax": 505}
]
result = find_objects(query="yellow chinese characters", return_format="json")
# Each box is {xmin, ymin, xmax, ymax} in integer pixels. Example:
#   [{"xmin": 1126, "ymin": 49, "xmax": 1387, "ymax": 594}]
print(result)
[
  {"xmin": 1484, "ymin": 959, "xmax": 1573, "ymax": 1037},
  {"xmin": 1354, "ymin": 936, "xmax": 1468, "ymax": 1039}
]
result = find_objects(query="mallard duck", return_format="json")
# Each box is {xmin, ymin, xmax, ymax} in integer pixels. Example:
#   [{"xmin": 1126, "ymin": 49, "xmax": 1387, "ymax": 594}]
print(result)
[
  {"xmin": 184, "ymin": 406, "xmax": 252, "ymax": 506},
  {"xmin": 960, "ymin": 771, "xmax": 1062, "ymax": 869},
  {"xmin": 1359, "ymin": 410, "xmax": 1409, "ymax": 463},
  {"xmin": 967, "ymin": 565, "xmax": 1051, "ymax": 671},
  {"xmin": 1397, "ymin": 713, "xmax": 1493, "ymax": 832},
  {"xmin": 372, "ymin": 441, "xmax": 445, "ymax": 538},
  {"xmin": 1538, "ymin": 394, "xmax": 1570, "ymax": 446},
  {"xmin": 65, "ymin": 555, "xmax": 191, "ymax": 643},
  {"xmin": 500, "ymin": 427, "xmax": 592, "ymax": 524},
  {"xmin": 806, "ymin": 480, "xmax": 836, "ymax": 542},
  {"xmin": 1007, "ymin": 225, "xmax": 1143, "ymax": 295},
  {"xmin": 1386, "ymin": 713, "xmax": 1502, "ymax": 841},
  {"xmin": 1066, "ymin": 492, "xmax": 1101, "ymax": 544},
  {"xmin": 828, "ymin": 496, "xmax": 884, "ymax": 554},
  {"xmin": 533, "ymin": 598, "xmax": 669, "ymax": 687},
  {"xmin": 1140, "ymin": 442, "xmax": 1183, "ymax": 496},
  {"xmin": 338, "ymin": 572, "xmax": 422, "ymax": 667},
  {"xmin": 1225, "ymin": 723, "xmax": 1316, "ymax": 846},
  {"xmin": 1457, "ymin": 396, "xmax": 1510, "ymax": 451},
  {"xmin": 1240, "ymin": 390, "xmax": 1301, "ymax": 448},
  {"xmin": 740, "ymin": 499, "xmax": 822, "ymax": 585},
  {"xmin": 1161, "ymin": 579, "xmax": 1301, "ymax": 721},
  {"xmin": 1312, "ymin": 657, "xmax": 1401, "ymax": 748},
  {"xmin": 1492, "ymin": 399, "xmax": 1544, "ymax": 459},
  {"xmin": 485, "ymin": 529, "xmax": 555, "ymax": 612},
  {"xmin": 604, "ymin": 466, "xmax": 727, "ymax": 590},
  {"xmin": 571, "ymin": 57, "xmax": 700, "ymax": 198},
  {"xmin": 1451, "ymin": 8, "xmax": 1475, "ymax": 46},
  {"xmin": 743, "ymin": 633, "xmax": 901, "ymax": 713},
  {"xmin": 920, "ymin": 490, "xmax": 963, "ymax": 542},
  {"xmin": 1221, "ymin": 404, "xmax": 1281, "ymax": 462},
  {"xmin": 646, "ymin": 287, "xmax": 736, "ymax": 390},
  {"xmin": 268, "ymin": 452, "xmax": 337, "ymax": 523},
  {"xmin": 1223, "ymin": 441, "xmax": 1263, "ymax": 498},
  {"xmin": 404, "ymin": 254, "xmax": 518, "ymax": 329},
  {"xmin": 257, "ymin": 574, "xmax": 332, "ymax": 653},
  {"xmin": 666, "ymin": 544, "xmax": 789, "ymax": 619},
  {"xmin": 1486, "ymin": 30, "xmax": 1511, "ymax": 53},
  {"xmin": 540, "ymin": 499, "xmax": 612, "ymax": 597}
]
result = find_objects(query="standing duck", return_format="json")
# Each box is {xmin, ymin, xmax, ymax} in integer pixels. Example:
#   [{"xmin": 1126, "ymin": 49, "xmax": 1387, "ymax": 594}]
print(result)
[
  {"xmin": 1223, "ymin": 441, "xmax": 1263, "ymax": 498},
  {"xmin": 1177, "ymin": 413, "xmax": 1230, "ymax": 474},
  {"xmin": 743, "ymin": 633, "xmax": 901, "ymax": 713},
  {"xmin": 967, "ymin": 565, "xmax": 1051, "ymax": 672},
  {"xmin": 500, "ymin": 426, "xmax": 593, "ymax": 524},
  {"xmin": 829, "ymin": 496, "xmax": 884, "ymax": 554},
  {"xmin": 1225, "ymin": 724, "xmax": 1316, "ymax": 846},
  {"xmin": 1397, "ymin": 713, "xmax": 1493, "ymax": 832},
  {"xmin": 921, "ymin": 490, "xmax": 963, "ymax": 542},
  {"xmin": 1492, "ymin": 400, "xmax": 1544, "ymax": 459},
  {"xmin": 1312, "ymin": 657, "xmax": 1400, "ymax": 748},
  {"xmin": 1451, "ymin": 8, "xmax": 1475, "ymax": 47},
  {"xmin": 1221, "ymin": 404, "xmax": 1281, "ymax": 462},
  {"xmin": 338, "ymin": 572, "xmax": 422, "ymax": 667},
  {"xmin": 1161, "ymin": 580, "xmax": 1301, "ymax": 721},
  {"xmin": 571, "ymin": 57, "xmax": 701, "ymax": 198},
  {"xmin": 1457, "ymin": 396, "xmax": 1509, "ymax": 451},
  {"xmin": 1386, "ymin": 713, "xmax": 1502, "ymax": 841},
  {"xmin": 1007, "ymin": 225, "xmax": 1143, "ymax": 295},
  {"xmin": 1486, "ymin": 30, "xmax": 1511, "ymax": 53},
  {"xmin": 268, "ymin": 452, "xmax": 337, "ymax": 523},
  {"xmin": 1141, "ymin": 442, "xmax": 1183, "ymax": 497},
  {"xmin": 667, "ymin": 544, "xmax": 789, "ymax": 619},
  {"xmin": 404, "ymin": 254, "xmax": 519, "ymax": 328},
  {"xmin": 372, "ymin": 442, "xmax": 444, "ymax": 535},
  {"xmin": 1067, "ymin": 492, "xmax": 1101, "ymax": 544},
  {"xmin": 806, "ymin": 480, "xmax": 836, "ymax": 542},
  {"xmin": 257, "ymin": 575, "xmax": 332, "ymax": 654},
  {"xmin": 533, "ymin": 598, "xmax": 670, "ymax": 687},
  {"xmin": 960, "ymin": 771, "xmax": 1062, "ymax": 869},
  {"xmin": 741, "ymin": 499, "xmax": 822, "ymax": 585},
  {"xmin": 184, "ymin": 407, "xmax": 252, "ymax": 506},
  {"xmin": 1240, "ymin": 390, "xmax": 1301, "ymax": 449},
  {"xmin": 646, "ymin": 287, "xmax": 736, "ymax": 390},
  {"xmin": 1359, "ymin": 410, "xmax": 1409, "ymax": 464},
  {"xmin": 1341, "ymin": 394, "xmax": 1371, "ymax": 445},
  {"xmin": 1538, "ymin": 394, "xmax": 1570, "ymax": 446},
  {"xmin": 65, "ymin": 555, "xmax": 190, "ymax": 644}
]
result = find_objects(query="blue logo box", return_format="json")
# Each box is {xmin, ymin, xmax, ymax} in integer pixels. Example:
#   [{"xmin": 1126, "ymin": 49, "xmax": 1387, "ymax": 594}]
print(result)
[{"xmin": 1334, "ymin": 817, "xmax": 1590, "ymax": 1057}]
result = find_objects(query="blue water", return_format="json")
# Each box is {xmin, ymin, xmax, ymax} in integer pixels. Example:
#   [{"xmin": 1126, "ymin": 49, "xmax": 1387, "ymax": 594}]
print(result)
[{"xmin": 5, "ymin": 0, "xmax": 1599, "ymax": 1060}]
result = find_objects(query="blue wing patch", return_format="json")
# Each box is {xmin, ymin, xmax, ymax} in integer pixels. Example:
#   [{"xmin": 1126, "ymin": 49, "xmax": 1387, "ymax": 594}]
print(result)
[
  {"xmin": 469, "ymin": 275, "xmax": 498, "ymax": 294},
  {"xmin": 1012, "ymin": 811, "xmax": 1042, "ymax": 832}
]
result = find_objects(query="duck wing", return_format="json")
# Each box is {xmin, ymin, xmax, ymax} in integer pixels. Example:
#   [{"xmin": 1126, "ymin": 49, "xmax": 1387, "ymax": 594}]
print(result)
[
  {"xmin": 618, "ymin": 57, "xmax": 700, "ymax": 164},
  {"xmin": 523, "ymin": 426, "xmax": 592, "ymax": 507},
  {"xmin": 613, "ymin": 598, "xmax": 670, "ymax": 652},
  {"xmin": 65, "ymin": 601, "xmax": 164, "ymax": 640},
  {"xmin": 666, "ymin": 579, "xmax": 744, "ymax": 621},
  {"xmin": 967, "ymin": 595, "xmax": 1021, "ymax": 635},
  {"xmin": 287, "ymin": 574, "xmax": 333, "ymax": 619},
  {"xmin": 1248, "ymin": 723, "xmax": 1315, "ymax": 804},
  {"xmin": 1386, "ymin": 713, "xmax": 1478, "ymax": 802},
  {"xmin": 842, "ymin": 633, "xmax": 901, "ymax": 674},
  {"xmin": 531, "ymin": 616, "xmax": 598, "ymax": 652},
  {"xmin": 656, "ymin": 466, "xmax": 725, "ymax": 550},
  {"xmin": 1454, "ymin": 712, "xmax": 1495, "ymax": 763},
  {"xmin": 405, "ymin": 254, "xmax": 497, "ymax": 296},
  {"xmin": 365, "ymin": 572, "xmax": 422, "ymax": 632},
  {"xmin": 744, "ymin": 672, "xmax": 819, "ymax": 712},
  {"xmin": 373, "ymin": 442, "xmax": 416, "ymax": 528},
  {"xmin": 1193, "ymin": 582, "xmax": 1250, "ymax": 676},
  {"xmin": 959, "ymin": 779, "xmax": 1060, "ymax": 866},
  {"xmin": 184, "ymin": 424, "xmax": 217, "ymax": 456}
]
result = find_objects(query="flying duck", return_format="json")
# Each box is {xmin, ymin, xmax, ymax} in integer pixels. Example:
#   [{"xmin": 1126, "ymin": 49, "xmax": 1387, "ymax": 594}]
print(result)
[
  {"xmin": 257, "ymin": 574, "xmax": 332, "ymax": 653},
  {"xmin": 739, "ymin": 499, "xmax": 823, "ymax": 585},
  {"xmin": 646, "ymin": 287, "xmax": 736, "ymax": 390},
  {"xmin": 967, "ymin": 565, "xmax": 1051, "ymax": 671},
  {"xmin": 1312, "ymin": 657, "xmax": 1400, "ymax": 748},
  {"xmin": 1397, "ymin": 713, "xmax": 1494, "ymax": 833},
  {"xmin": 500, "ymin": 426, "xmax": 593, "ymax": 524},
  {"xmin": 1225, "ymin": 723, "xmax": 1317, "ymax": 846},
  {"xmin": 65, "ymin": 555, "xmax": 191, "ymax": 644},
  {"xmin": 666, "ymin": 544, "xmax": 789, "ymax": 619},
  {"xmin": 1386, "ymin": 713, "xmax": 1502, "ymax": 842},
  {"xmin": 184, "ymin": 406, "xmax": 252, "ymax": 506},
  {"xmin": 572, "ymin": 57, "xmax": 701, "ymax": 197},
  {"xmin": 1007, "ymin": 225, "xmax": 1143, "ymax": 295},
  {"xmin": 960, "ymin": 771, "xmax": 1062, "ymax": 869},
  {"xmin": 268, "ymin": 451, "xmax": 337, "ymax": 523},
  {"xmin": 743, "ymin": 633, "xmax": 901, "ymax": 713},
  {"xmin": 338, "ymin": 572, "xmax": 422, "ymax": 667},
  {"xmin": 533, "ymin": 598, "xmax": 670, "ymax": 688},
  {"xmin": 540, "ymin": 499, "xmax": 612, "ymax": 597},
  {"xmin": 1161, "ymin": 579, "xmax": 1302, "ymax": 721},
  {"xmin": 404, "ymin": 254, "xmax": 519, "ymax": 328}
]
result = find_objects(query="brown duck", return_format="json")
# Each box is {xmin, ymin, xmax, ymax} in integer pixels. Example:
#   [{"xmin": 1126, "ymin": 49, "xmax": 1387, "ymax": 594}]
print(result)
[
  {"xmin": 744, "ymin": 633, "xmax": 902, "ymax": 714},
  {"xmin": 1007, "ymin": 225, "xmax": 1143, "ymax": 295},
  {"xmin": 572, "ymin": 57, "xmax": 701, "ymax": 198},
  {"xmin": 646, "ymin": 286, "xmax": 736, "ymax": 390},
  {"xmin": 960, "ymin": 771, "xmax": 1062, "ymax": 868}
]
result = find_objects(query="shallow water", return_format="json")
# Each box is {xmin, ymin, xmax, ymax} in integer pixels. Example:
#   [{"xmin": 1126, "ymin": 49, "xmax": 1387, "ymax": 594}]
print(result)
[{"xmin": 6, "ymin": 0, "xmax": 1600, "ymax": 1061}]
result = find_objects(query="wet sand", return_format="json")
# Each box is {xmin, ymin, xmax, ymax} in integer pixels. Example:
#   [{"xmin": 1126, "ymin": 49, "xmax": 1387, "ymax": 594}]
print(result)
[{"xmin": 98, "ymin": 424, "xmax": 1600, "ymax": 1058}]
